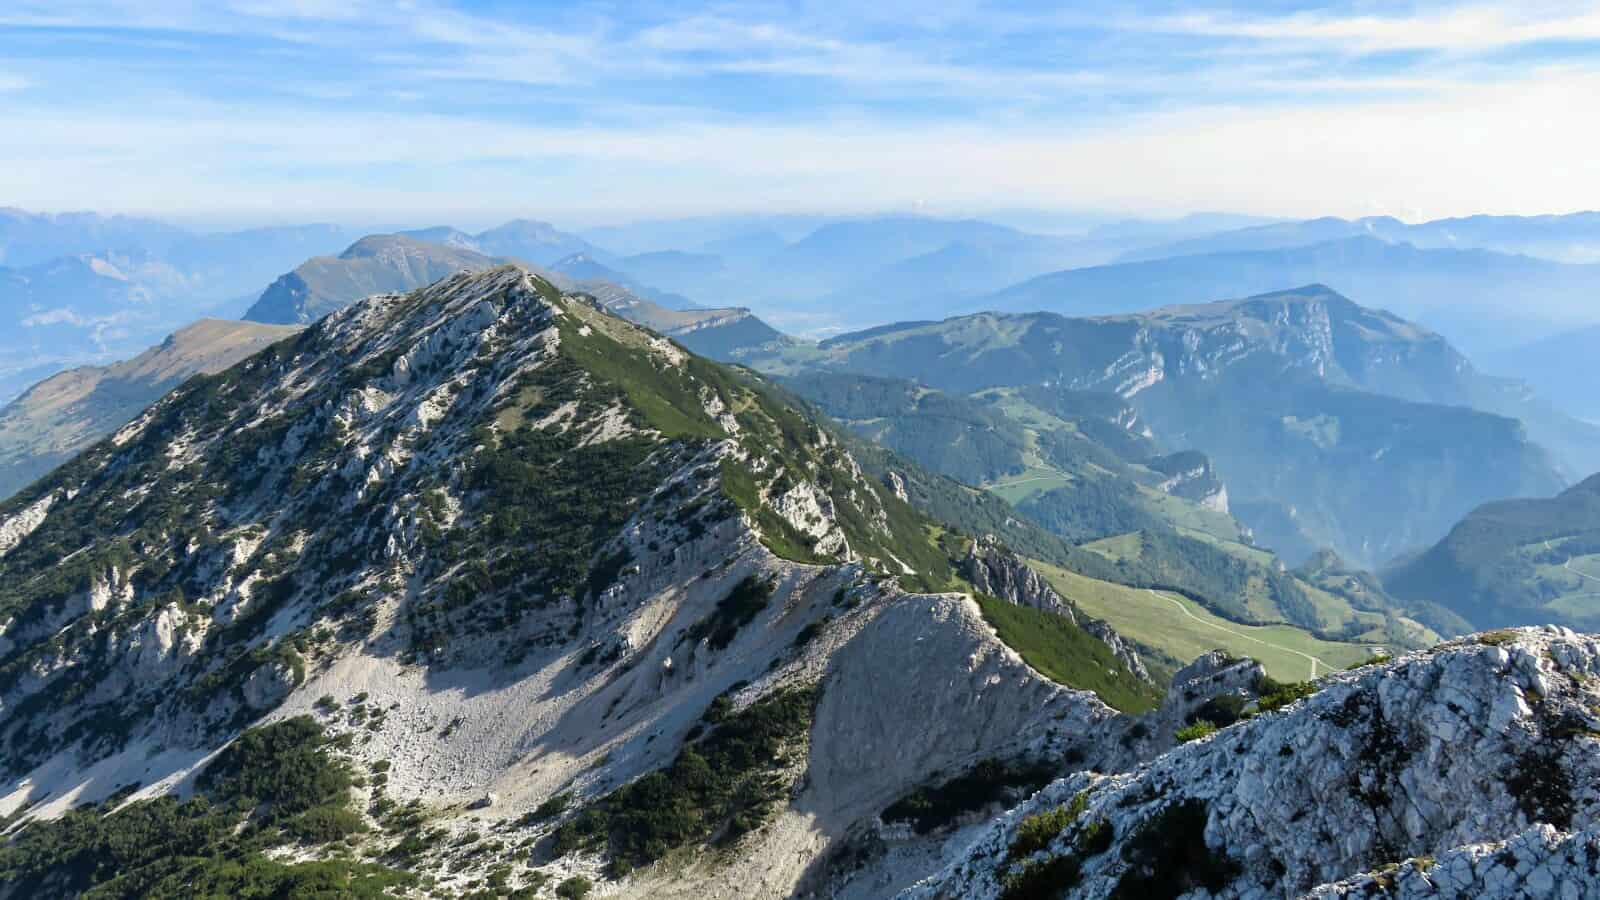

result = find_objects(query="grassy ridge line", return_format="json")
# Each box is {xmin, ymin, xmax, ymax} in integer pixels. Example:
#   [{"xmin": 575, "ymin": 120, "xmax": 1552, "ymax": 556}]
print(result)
[
  {"xmin": 1028, "ymin": 559, "xmax": 1378, "ymax": 682},
  {"xmin": 971, "ymin": 594, "xmax": 1161, "ymax": 714}
]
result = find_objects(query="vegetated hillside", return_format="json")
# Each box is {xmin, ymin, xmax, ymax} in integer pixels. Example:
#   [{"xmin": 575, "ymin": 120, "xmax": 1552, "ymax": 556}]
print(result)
[
  {"xmin": 778, "ymin": 371, "xmax": 1436, "ymax": 658},
  {"xmin": 0, "ymin": 266, "xmax": 1157, "ymax": 899},
  {"xmin": 779, "ymin": 372, "xmax": 1233, "ymax": 542},
  {"xmin": 985, "ymin": 234, "xmax": 1600, "ymax": 357},
  {"xmin": 1386, "ymin": 474, "xmax": 1600, "ymax": 630},
  {"xmin": 906, "ymin": 628, "xmax": 1600, "ymax": 899},
  {"xmin": 243, "ymin": 234, "xmax": 788, "ymax": 363},
  {"xmin": 755, "ymin": 286, "xmax": 1571, "ymax": 569},
  {"xmin": 0, "ymin": 318, "xmax": 302, "ymax": 501}
]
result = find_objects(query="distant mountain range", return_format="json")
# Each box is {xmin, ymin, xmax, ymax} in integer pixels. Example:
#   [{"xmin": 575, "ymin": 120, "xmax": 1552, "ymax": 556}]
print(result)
[
  {"xmin": 1120, "ymin": 212, "xmax": 1600, "ymax": 264},
  {"xmin": 398, "ymin": 218, "xmax": 600, "ymax": 265},
  {"xmin": 983, "ymin": 235, "xmax": 1600, "ymax": 357},
  {"xmin": 6, "ymin": 204, "xmax": 1600, "ymax": 432},
  {"xmin": 748, "ymin": 286, "xmax": 1584, "ymax": 568}
]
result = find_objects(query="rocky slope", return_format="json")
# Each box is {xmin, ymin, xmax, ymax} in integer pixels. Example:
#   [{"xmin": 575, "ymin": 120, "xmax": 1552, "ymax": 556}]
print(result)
[
  {"xmin": 0, "ymin": 318, "xmax": 301, "ymax": 500},
  {"xmin": 906, "ymin": 626, "xmax": 1600, "ymax": 899},
  {"xmin": 0, "ymin": 265, "xmax": 1149, "ymax": 898}
]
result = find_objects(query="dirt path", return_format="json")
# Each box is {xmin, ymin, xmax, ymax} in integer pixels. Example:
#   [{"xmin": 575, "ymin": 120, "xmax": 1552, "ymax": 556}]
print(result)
[
  {"xmin": 1547, "ymin": 539, "xmax": 1600, "ymax": 584},
  {"xmin": 1145, "ymin": 589, "xmax": 1335, "ymax": 679}
]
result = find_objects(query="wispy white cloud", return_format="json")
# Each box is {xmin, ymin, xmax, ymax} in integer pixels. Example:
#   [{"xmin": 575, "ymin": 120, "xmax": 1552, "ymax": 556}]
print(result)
[
  {"xmin": 2, "ymin": 64, "xmax": 1597, "ymax": 223},
  {"xmin": 0, "ymin": 73, "xmax": 30, "ymax": 93},
  {"xmin": 1150, "ymin": 4, "xmax": 1600, "ymax": 53},
  {"xmin": 4, "ymin": 2, "xmax": 1600, "ymax": 221}
]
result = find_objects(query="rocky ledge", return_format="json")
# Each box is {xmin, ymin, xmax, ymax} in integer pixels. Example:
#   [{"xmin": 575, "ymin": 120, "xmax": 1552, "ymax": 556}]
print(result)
[{"xmin": 904, "ymin": 626, "xmax": 1600, "ymax": 899}]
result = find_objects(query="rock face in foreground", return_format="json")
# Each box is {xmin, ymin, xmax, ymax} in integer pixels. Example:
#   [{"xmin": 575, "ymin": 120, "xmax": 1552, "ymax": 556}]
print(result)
[
  {"xmin": 1309, "ymin": 824, "xmax": 1600, "ymax": 898},
  {"xmin": 905, "ymin": 627, "xmax": 1600, "ymax": 899}
]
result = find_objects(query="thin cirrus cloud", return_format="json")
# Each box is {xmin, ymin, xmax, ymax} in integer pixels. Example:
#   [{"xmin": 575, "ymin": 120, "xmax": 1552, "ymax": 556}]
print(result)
[
  {"xmin": 1150, "ymin": 4, "xmax": 1600, "ymax": 53},
  {"xmin": 0, "ymin": 1, "xmax": 1597, "ymax": 220}
]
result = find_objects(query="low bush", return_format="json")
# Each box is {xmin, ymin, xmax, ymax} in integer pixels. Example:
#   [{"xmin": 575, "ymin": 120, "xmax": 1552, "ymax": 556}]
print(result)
[
  {"xmin": 554, "ymin": 687, "xmax": 817, "ymax": 871},
  {"xmin": 1009, "ymin": 805, "xmax": 1076, "ymax": 860},
  {"xmin": 1254, "ymin": 676, "xmax": 1319, "ymax": 714},
  {"xmin": 883, "ymin": 758, "xmax": 1056, "ymax": 836}
]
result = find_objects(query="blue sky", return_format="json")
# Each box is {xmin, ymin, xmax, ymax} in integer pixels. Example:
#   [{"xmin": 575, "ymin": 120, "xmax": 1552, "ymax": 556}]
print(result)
[{"xmin": 2, "ymin": 1, "xmax": 1599, "ymax": 225}]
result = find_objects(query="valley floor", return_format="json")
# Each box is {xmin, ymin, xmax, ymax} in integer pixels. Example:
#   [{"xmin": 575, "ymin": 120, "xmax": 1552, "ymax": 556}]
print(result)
[{"xmin": 1029, "ymin": 559, "xmax": 1378, "ymax": 680}]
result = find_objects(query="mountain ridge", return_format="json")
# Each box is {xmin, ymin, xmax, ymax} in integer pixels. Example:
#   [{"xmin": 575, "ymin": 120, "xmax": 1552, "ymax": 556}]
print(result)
[{"xmin": 0, "ymin": 264, "xmax": 1154, "ymax": 898}]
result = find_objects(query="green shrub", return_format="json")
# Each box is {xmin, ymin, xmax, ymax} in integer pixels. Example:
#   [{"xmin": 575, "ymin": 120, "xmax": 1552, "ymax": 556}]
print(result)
[
  {"xmin": 1009, "ymin": 806, "xmax": 1075, "ymax": 860},
  {"xmin": 883, "ymin": 758, "xmax": 1055, "ymax": 836},
  {"xmin": 1175, "ymin": 721, "xmax": 1217, "ymax": 743},
  {"xmin": 1076, "ymin": 818, "xmax": 1113, "ymax": 855},
  {"xmin": 1254, "ymin": 676, "xmax": 1319, "ymax": 714},
  {"xmin": 1188, "ymin": 693, "xmax": 1247, "ymax": 728},
  {"xmin": 197, "ymin": 716, "xmax": 353, "ymax": 820},
  {"xmin": 554, "ymin": 687, "xmax": 817, "ymax": 870},
  {"xmin": 1112, "ymin": 799, "xmax": 1239, "ymax": 900},
  {"xmin": 687, "ymin": 576, "xmax": 776, "ymax": 651},
  {"xmin": 0, "ymin": 717, "xmax": 411, "ymax": 898},
  {"xmin": 556, "ymin": 875, "xmax": 593, "ymax": 899},
  {"xmin": 285, "ymin": 804, "xmax": 368, "ymax": 843},
  {"xmin": 528, "ymin": 792, "xmax": 571, "ymax": 822},
  {"xmin": 1478, "ymin": 630, "xmax": 1518, "ymax": 646},
  {"xmin": 1346, "ymin": 653, "xmax": 1391, "ymax": 670},
  {"xmin": 1001, "ymin": 853, "xmax": 1082, "ymax": 900}
]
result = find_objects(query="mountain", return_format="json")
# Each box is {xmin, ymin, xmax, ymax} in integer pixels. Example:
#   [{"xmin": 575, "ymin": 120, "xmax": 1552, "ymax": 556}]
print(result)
[
  {"xmin": 987, "ymin": 235, "xmax": 1600, "ymax": 356},
  {"xmin": 1116, "ymin": 216, "xmax": 1410, "ymax": 262},
  {"xmin": 906, "ymin": 627, "xmax": 1600, "ymax": 899},
  {"xmin": 244, "ymin": 234, "xmax": 788, "ymax": 365},
  {"xmin": 472, "ymin": 218, "xmax": 599, "ymax": 265},
  {"xmin": 1, "ymin": 264, "xmax": 1576, "ymax": 900},
  {"xmin": 395, "ymin": 225, "xmax": 483, "ymax": 250},
  {"xmin": 1484, "ymin": 324, "xmax": 1600, "ymax": 422},
  {"xmin": 0, "ymin": 318, "xmax": 301, "ymax": 501},
  {"xmin": 243, "ymin": 234, "xmax": 499, "ymax": 324},
  {"xmin": 1121, "ymin": 210, "xmax": 1600, "ymax": 264},
  {"xmin": 752, "ymin": 287, "xmax": 1570, "ymax": 568},
  {"xmin": 1385, "ymin": 474, "xmax": 1600, "ymax": 630},
  {"xmin": 0, "ymin": 265, "xmax": 1158, "ymax": 898}
]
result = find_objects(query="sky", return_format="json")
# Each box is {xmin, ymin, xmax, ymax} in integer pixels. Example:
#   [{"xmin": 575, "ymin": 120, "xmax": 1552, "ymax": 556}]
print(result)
[{"xmin": 2, "ymin": 1, "xmax": 1599, "ymax": 226}]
